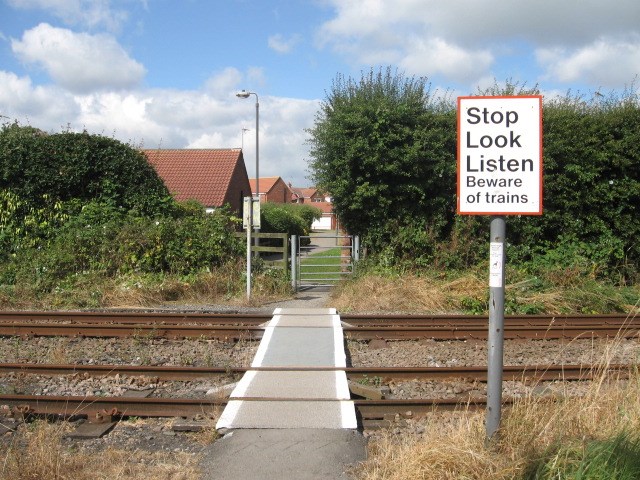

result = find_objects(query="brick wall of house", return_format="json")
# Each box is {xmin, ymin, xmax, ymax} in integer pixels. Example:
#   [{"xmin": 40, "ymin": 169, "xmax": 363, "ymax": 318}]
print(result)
[
  {"xmin": 266, "ymin": 178, "xmax": 293, "ymax": 203},
  {"xmin": 224, "ymin": 161, "xmax": 252, "ymax": 214}
]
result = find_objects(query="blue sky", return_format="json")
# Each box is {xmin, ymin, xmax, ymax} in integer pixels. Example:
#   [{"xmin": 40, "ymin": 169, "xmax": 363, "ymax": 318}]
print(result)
[{"xmin": 1, "ymin": 0, "xmax": 639, "ymax": 187}]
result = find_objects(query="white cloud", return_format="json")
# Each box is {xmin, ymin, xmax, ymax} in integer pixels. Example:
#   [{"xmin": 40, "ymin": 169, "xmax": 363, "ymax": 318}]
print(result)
[
  {"xmin": 7, "ymin": 0, "xmax": 129, "ymax": 31},
  {"xmin": 204, "ymin": 67, "xmax": 243, "ymax": 96},
  {"xmin": 316, "ymin": 0, "xmax": 640, "ymax": 87},
  {"xmin": 246, "ymin": 67, "xmax": 266, "ymax": 87},
  {"xmin": 537, "ymin": 37, "xmax": 640, "ymax": 87},
  {"xmin": 0, "ymin": 73, "xmax": 319, "ymax": 185},
  {"xmin": 11, "ymin": 23, "xmax": 146, "ymax": 94},
  {"xmin": 400, "ymin": 37, "xmax": 493, "ymax": 83},
  {"xmin": 0, "ymin": 70, "xmax": 79, "ymax": 124},
  {"xmin": 268, "ymin": 33, "xmax": 302, "ymax": 54}
]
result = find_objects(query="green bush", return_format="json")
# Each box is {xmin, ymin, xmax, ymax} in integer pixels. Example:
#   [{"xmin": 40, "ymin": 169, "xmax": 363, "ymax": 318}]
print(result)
[
  {"xmin": 260, "ymin": 202, "xmax": 321, "ymax": 237},
  {"xmin": 1, "ymin": 201, "xmax": 243, "ymax": 293},
  {"xmin": 308, "ymin": 74, "xmax": 640, "ymax": 283},
  {"xmin": 0, "ymin": 125, "xmax": 173, "ymax": 258}
]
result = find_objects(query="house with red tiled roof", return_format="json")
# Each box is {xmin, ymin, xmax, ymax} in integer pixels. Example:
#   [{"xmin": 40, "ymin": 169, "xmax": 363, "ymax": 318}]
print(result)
[
  {"xmin": 249, "ymin": 176, "xmax": 293, "ymax": 203},
  {"xmin": 290, "ymin": 186, "xmax": 330, "ymax": 204},
  {"xmin": 291, "ymin": 185, "xmax": 336, "ymax": 231},
  {"xmin": 144, "ymin": 149, "xmax": 251, "ymax": 214}
]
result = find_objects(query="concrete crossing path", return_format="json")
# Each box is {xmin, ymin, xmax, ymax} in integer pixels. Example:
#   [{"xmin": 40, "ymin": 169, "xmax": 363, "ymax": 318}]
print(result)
[
  {"xmin": 216, "ymin": 307, "xmax": 357, "ymax": 430},
  {"xmin": 205, "ymin": 307, "xmax": 366, "ymax": 479}
]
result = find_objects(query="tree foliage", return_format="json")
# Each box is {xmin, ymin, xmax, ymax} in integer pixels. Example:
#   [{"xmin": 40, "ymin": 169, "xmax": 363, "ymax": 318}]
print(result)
[
  {"xmin": 308, "ymin": 72, "xmax": 640, "ymax": 282},
  {"xmin": 260, "ymin": 202, "xmax": 321, "ymax": 237},
  {"xmin": 0, "ymin": 125, "xmax": 173, "ymax": 255},
  {"xmin": 509, "ymin": 91, "xmax": 640, "ymax": 280},
  {"xmin": 308, "ymin": 68, "xmax": 456, "ymax": 250},
  {"xmin": 0, "ymin": 124, "xmax": 171, "ymax": 212}
]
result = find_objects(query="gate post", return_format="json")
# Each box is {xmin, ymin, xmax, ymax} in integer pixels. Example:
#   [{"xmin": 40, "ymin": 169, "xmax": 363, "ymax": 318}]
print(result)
[
  {"xmin": 290, "ymin": 235, "xmax": 297, "ymax": 291},
  {"xmin": 353, "ymin": 236, "xmax": 360, "ymax": 262}
]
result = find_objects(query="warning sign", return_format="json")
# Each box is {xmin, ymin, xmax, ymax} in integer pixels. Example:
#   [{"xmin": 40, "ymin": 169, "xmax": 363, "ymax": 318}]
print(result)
[{"xmin": 457, "ymin": 96, "xmax": 543, "ymax": 215}]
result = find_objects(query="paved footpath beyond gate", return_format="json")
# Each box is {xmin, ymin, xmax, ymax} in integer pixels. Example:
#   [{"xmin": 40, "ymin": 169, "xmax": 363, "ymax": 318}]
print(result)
[{"xmin": 204, "ymin": 307, "xmax": 366, "ymax": 480}]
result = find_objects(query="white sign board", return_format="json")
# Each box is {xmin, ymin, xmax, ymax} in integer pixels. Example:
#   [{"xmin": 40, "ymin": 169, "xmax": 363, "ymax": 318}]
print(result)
[
  {"xmin": 242, "ymin": 196, "xmax": 261, "ymax": 229},
  {"xmin": 457, "ymin": 96, "xmax": 543, "ymax": 215}
]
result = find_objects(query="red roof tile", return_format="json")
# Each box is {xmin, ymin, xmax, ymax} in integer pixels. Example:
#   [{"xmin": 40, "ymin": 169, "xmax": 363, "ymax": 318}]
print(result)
[
  {"xmin": 249, "ymin": 176, "xmax": 281, "ymax": 195},
  {"xmin": 144, "ymin": 149, "xmax": 250, "ymax": 208}
]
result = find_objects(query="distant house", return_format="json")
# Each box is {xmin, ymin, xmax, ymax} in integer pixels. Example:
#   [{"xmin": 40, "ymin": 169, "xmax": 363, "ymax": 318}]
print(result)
[
  {"xmin": 291, "ymin": 186, "xmax": 336, "ymax": 231},
  {"xmin": 144, "ymin": 149, "xmax": 251, "ymax": 214},
  {"xmin": 291, "ymin": 187, "xmax": 331, "ymax": 204},
  {"xmin": 249, "ymin": 176, "xmax": 294, "ymax": 203}
]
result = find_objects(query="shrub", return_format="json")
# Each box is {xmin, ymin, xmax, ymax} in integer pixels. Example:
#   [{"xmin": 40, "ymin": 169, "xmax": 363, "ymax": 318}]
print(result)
[
  {"xmin": 0, "ymin": 125, "xmax": 173, "ymax": 257},
  {"xmin": 260, "ymin": 202, "xmax": 321, "ymax": 237}
]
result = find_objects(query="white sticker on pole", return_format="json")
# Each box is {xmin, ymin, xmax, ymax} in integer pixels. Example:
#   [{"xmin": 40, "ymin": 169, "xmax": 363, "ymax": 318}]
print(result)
[{"xmin": 489, "ymin": 242, "xmax": 503, "ymax": 287}]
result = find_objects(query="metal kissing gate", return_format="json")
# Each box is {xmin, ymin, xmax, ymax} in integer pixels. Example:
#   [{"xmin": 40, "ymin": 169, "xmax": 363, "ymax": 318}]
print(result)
[{"xmin": 290, "ymin": 235, "xmax": 359, "ymax": 291}]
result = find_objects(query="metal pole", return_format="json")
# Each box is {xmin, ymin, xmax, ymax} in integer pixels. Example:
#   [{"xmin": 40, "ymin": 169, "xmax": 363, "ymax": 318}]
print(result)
[
  {"xmin": 245, "ymin": 197, "xmax": 252, "ymax": 299},
  {"xmin": 255, "ymin": 97, "xmax": 259, "ymax": 204},
  {"xmin": 253, "ymin": 95, "xmax": 260, "ymax": 256},
  {"xmin": 352, "ymin": 235, "xmax": 359, "ymax": 276},
  {"xmin": 291, "ymin": 235, "xmax": 297, "ymax": 291},
  {"xmin": 486, "ymin": 216, "xmax": 506, "ymax": 440}
]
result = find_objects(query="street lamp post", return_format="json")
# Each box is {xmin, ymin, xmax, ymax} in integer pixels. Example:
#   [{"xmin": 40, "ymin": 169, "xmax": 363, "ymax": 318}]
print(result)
[
  {"xmin": 236, "ymin": 90, "xmax": 260, "ymax": 297},
  {"xmin": 236, "ymin": 90, "xmax": 259, "ymax": 201}
]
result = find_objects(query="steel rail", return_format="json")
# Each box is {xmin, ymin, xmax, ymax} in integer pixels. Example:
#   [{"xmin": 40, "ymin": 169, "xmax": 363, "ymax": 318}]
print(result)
[
  {"xmin": 0, "ymin": 362, "xmax": 630, "ymax": 382},
  {"xmin": 0, "ymin": 393, "xmax": 499, "ymax": 419},
  {"xmin": 0, "ymin": 323, "xmax": 262, "ymax": 340},
  {"xmin": 0, "ymin": 311, "xmax": 270, "ymax": 325},
  {"xmin": 342, "ymin": 324, "xmax": 640, "ymax": 340},
  {"xmin": 1, "ymin": 321, "xmax": 639, "ymax": 340},
  {"xmin": 341, "ymin": 313, "xmax": 638, "ymax": 327},
  {"xmin": 0, "ymin": 311, "xmax": 635, "ymax": 327}
]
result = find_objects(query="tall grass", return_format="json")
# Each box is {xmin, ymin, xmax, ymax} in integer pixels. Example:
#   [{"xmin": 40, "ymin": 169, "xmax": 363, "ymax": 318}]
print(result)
[
  {"xmin": 0, "ymin": 260, "xmax": 292, "ymax": 310},
  {"xmin": 332, "ymin": 270, "xmax": 639, "ymax": 314},
  {"xmin": 0, "ymin": 421, "xmax": 201, "ymax": 480},
  {"xmin": 355, "ymin": 313, "xmax": 640, "ymax": 480}
]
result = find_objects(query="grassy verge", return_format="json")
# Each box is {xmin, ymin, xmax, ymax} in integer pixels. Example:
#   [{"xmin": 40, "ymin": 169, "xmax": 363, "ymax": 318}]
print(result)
[
  {"xmin": 0, "ymin": 261, "xmax": 293, "ymax": 310},
  {"xmin": 354, "ymin": 331, "xmax": 640, "ymax": 479},
  {"xmin": 331, "ymin": 269, "xmax": 639, "ymax": 315},
  {"xmin": 0, "ymin": 421, "xmax": 202, "ymax": 480}
]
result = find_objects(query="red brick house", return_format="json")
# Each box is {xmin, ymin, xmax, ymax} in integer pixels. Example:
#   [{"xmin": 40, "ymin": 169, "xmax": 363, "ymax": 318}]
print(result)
[
  {"xmin": 291, "ymin": 186, "xmax": 330, "ymax": 204},
  {"xmin": 144, "ymin": 149, "xmax": 251, "ymax": 214},
  {"xmin": 291, "ymin": 186, "xmax": 336, "ymax": 231},
  {"xmin": 249, "ymin": 176, "xmax": 294, "ymax": 203}
]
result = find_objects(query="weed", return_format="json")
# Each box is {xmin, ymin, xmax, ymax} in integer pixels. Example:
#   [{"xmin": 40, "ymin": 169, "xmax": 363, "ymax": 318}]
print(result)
[
  {"xmin": 0, "ymin": 420, "xmax": 202, "ymax": 480},
  {"xmin": 358, "ymin": 375, "xmax": 383, "ymax": 388}
]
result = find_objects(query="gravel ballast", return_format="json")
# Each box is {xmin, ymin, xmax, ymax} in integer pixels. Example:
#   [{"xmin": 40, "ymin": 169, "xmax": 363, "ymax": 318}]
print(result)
[{"xmin": 1, "ymin": 303, "xmax": 638, "ymax": 456}]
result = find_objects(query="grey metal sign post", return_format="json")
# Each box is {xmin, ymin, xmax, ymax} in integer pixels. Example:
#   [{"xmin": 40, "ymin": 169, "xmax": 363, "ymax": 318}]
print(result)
[
  {"xmin": 486, "ymin": 216, "xmax": 506, "ymax": 438},
  {"xmin": 243, "ymin": 196, "xmax": 253, "ymax": 299},
  {"xmin": 457, "ymin": 95, "xmax": 543, "ymax": 441}
]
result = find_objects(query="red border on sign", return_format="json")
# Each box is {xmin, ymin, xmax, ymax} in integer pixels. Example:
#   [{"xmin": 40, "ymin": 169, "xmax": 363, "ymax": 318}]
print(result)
[{"xmin": 457, "ymin": 95, "xmax": 543, "ymax": 216}]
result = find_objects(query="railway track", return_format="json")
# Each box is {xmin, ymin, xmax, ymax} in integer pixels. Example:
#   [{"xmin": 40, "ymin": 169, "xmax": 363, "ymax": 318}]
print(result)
[
  {"xmin": 1, "ymin": 311, "xmax": 636, "ymax": 427},
  {"xmin": 0, "ymin": 362, "xmax": 630, "ymax": 422},
  {"xmin": 0, "ymin": 311, "xmax": 634, "ymax": 326},
  {"xmin": 0, "ymin": 311, "xmax": 637, "ymax": 340},
  {"xmin": 0, "ymin": 362, "xmax": 628, "ymax": 382},
  {"xmin": 0, "ymin": 393, "xmax": 493, "ymax": 419}
]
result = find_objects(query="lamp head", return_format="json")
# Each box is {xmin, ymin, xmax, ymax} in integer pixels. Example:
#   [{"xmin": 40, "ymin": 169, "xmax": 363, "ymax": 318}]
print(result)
[{"xmin": 236, "ymin": 90, "xmax": 251, "ymax": 99}]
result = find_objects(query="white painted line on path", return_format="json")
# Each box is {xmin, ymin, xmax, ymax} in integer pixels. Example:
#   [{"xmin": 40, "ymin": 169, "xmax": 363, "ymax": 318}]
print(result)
[
  {"xmin": 340, "ymin": 401, "xmax": 358, "ymax": 429},
  {"xmin": 251, "ymin": 315, "xmax": 280, "ymax": 368},
  {"xmin": 215, "ymin": 400, "xmax": 243, "ymax": 430},
  {"xmin": 229, "ymin": 370, "xmax": 257, "ymax": 398},
  {"xmin": 335, "ymin": 370, "xmax": 351, "ymax": 399},
  {"xmin": 332, "ymin": 314, "xmax": 346, "ymax": 368}
]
